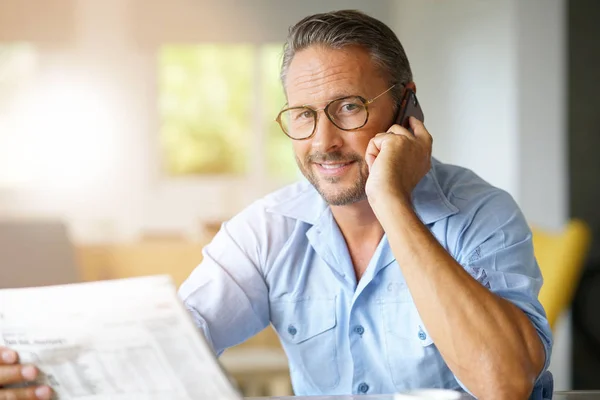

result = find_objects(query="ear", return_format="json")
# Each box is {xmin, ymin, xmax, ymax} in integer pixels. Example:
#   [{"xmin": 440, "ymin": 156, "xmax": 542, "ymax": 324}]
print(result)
[{"xmin": 404, "ymin": 81, "xmax": 417, "ymax": 94}]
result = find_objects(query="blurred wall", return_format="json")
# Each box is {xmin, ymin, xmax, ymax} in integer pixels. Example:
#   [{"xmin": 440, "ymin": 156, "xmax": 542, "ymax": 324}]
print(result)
[{"xmin": 394, "ymin": 1, "xmax": 520, "ymax": 196}]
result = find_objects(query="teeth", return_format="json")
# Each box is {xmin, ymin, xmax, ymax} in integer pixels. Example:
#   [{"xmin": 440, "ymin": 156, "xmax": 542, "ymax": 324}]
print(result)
[{"xmin": 320, "ymin": 163, "xmax": 348, "ymax": 169}]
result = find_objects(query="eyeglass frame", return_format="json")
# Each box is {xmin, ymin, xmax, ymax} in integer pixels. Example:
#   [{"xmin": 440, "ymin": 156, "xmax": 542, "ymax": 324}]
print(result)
[{"xmin": 275, "ymin": 83, "xmax": 400, "ymax": 140}]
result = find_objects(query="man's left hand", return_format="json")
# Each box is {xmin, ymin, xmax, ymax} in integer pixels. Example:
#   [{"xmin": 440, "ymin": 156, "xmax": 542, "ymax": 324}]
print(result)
[{"xmin": 364, "ymin": 116, "xmax": 432, "ymax": 209}]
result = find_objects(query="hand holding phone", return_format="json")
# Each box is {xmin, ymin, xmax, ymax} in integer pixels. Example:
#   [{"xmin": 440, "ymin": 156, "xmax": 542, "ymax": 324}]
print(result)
[
  {"xmin": 393, "ymin": 88, "xmax": 424, "ymax": 135},
  {"xmin": 365, "ymin": 86, "xmax": 430, "ymax": 205}
]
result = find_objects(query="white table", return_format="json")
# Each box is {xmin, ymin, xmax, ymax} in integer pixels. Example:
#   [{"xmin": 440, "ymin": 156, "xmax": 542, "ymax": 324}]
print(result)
[{"xmin": 246, "ymin": 391, "xmax": 600, "ymax": 400}]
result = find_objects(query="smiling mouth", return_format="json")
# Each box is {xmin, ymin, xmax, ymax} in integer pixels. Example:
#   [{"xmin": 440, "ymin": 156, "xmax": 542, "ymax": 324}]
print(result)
[
  {"xmin": 317, "ymin": 162, "xmax": 353, "ymax": 169},
  {"xmin": 313, "ymin": 161, "xmax": 357, "ymax": 177}
]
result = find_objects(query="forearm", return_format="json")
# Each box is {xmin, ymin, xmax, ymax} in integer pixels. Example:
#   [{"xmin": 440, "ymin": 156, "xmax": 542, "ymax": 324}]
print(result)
[{"xmin": 377, "ymin": 197, "xmax": 545, "ymax": 398}]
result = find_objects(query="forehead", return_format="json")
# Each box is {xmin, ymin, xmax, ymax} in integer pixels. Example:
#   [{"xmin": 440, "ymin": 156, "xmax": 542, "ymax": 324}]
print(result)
[{"xmin": 284, "ymin": 45, "xmax": 386, "ymax": 107}]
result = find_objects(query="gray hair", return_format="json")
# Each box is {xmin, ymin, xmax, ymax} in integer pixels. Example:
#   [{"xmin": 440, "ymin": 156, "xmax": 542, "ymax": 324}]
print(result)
[{"xmin": 280, "ymin": 9, "xmax": 413, "ymax": 105}]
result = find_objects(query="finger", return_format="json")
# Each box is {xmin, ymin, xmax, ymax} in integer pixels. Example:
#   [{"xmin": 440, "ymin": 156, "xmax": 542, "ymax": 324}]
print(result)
[
  {"xmin": 0, "ymin": 364, "xmax": 38, "ymax": 386},
  {"xmin": 387, "ymin": 123, "xmax": 414, "ymax": 138},
  {"xmin": 0, "ymin": 349, "xmax": 18, "ymax": 365},
  {"xmin": 365, "ymin": 133, "xmax": 403, "ymax": 170},
  {"xmin": 365, "ymin": 136, "xmax": 382, "ymax": 171},
  {"xmin": 409, "ymin": 117, "xmax": 432, "ymax": 144},
  {"xmin": 0, "ymin": 385, "xmax": 52, "ymax": 400}
]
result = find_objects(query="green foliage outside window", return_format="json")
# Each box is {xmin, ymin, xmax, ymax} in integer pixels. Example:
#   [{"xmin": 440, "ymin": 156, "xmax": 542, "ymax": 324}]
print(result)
[
  {"xmin": 159, "ymin": 44, "xmax": 298, "ymax": 180},
  {"xmin": 261, "ymin": 45, "xmax": 298, "ymax": 180},
  {"xmin": 159, "ymin": 45, "xmax": 253, "ymax": 175}
]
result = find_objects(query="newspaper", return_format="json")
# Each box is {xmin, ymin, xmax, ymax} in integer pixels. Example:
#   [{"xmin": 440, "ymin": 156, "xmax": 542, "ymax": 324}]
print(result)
[{"xmin": 0, "ymin": 275, "xmax": 243, "ymax": 400}]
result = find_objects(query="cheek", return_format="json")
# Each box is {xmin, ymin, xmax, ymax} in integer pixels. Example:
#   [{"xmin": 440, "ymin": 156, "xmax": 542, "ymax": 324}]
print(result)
[
  {"xmin": 292, "ymin": 142, "xmax": 310, "ymax": 161},
  {"xmin": 347, "ymin": 134, "xmax": 374, "ymax": 157}
]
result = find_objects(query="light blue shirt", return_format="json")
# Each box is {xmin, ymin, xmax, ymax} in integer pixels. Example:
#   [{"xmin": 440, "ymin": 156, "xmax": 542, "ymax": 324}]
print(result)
[{"xmin": 178, "ymin": 158, "xmax": 553, "ymax": 397}]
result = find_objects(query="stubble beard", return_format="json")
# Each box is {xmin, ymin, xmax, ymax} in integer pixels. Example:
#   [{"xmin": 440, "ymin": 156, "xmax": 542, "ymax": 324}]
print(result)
[{"xmin": 295, "ymin": 151, "xmax": 369, "ymax": 206}]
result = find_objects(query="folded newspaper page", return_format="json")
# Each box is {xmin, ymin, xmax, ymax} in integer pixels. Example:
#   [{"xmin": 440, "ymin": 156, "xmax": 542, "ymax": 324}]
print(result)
[{"xmin": 0, "ymin": 275, "xmax": 243, "ymax": 400}]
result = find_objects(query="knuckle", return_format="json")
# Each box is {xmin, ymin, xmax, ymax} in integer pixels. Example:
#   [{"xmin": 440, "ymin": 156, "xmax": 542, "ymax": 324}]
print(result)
[
  {"xmin": 397, "ymin": 134, "xmax": 411, "ymax": 143},
  {"xmin": 387, "ymin": 125, "xmax": 401, "ymax": 134}
]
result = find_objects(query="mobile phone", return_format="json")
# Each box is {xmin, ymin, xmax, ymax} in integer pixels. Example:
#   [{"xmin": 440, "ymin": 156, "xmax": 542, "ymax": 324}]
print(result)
[{"xmin": 394, "ymin": 89, "xmax": 424, "ymax": 134}]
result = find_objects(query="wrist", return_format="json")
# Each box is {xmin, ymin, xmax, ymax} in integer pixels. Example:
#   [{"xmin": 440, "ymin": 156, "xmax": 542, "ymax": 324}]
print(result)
[{"xmin": 369, "ymin": 190, "xmax": 414, "ymax": 220}]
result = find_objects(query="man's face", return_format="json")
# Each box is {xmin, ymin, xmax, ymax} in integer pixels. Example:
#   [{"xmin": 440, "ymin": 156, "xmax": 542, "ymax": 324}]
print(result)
[{"xmin": 284, "ymin": 45, "xmax": 396, "ymax": 206}]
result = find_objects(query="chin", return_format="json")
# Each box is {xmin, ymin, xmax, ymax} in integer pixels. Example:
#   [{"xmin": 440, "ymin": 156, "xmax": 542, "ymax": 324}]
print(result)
[{"xmin": 318, "ymin": 183, "xmax": 367, "ymax": 206}]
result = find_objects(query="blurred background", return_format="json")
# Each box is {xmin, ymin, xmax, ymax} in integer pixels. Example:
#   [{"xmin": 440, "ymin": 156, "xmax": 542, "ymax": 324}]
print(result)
[{"xmin": 1, "ymin": 0, "xmax": 599, "ymax": 396}]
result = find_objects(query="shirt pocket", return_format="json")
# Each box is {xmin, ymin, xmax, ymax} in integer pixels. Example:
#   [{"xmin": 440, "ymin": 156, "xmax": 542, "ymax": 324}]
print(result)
[
  {"xmin": 270, "ymin": 297, "xmax": 339, "ymax": 390},
  {"xmin": 380, "ymin": 295, "xmax": 448, "ymax": 391}
]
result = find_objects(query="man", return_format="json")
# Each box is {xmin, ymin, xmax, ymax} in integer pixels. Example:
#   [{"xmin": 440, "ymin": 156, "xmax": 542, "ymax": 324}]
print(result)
[
  {"xmin": 178, "ymin": 10, "xmax": 551, "ymax": 399},
  {"xmin": 0, "ymin": 9, "xmax": 551, "ymax": 400}
]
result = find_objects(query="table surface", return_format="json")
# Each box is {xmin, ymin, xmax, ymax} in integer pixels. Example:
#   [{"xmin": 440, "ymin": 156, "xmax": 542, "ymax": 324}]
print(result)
[
  {"xmin": 221, "ymin": 348, "xmax": 289, "ymax": 373},
  {"xmin": 246, "ymin": 391, "xmax": 600, "ymax": 399}
]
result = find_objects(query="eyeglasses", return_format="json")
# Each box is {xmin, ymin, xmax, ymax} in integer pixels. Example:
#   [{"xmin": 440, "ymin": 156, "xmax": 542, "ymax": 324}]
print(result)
[{"xmin": 275, "ymin": 84, "xmax": 397, "ymax": 140}]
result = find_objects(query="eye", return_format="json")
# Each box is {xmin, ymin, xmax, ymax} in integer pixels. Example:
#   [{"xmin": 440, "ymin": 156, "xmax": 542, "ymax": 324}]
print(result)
[
  {"xmin": 292, "ymin": 109, "xmax": 313, "ymax": 120},
  {"xmin": 339, "ymin": 102, "xmax": 362, "ymax": 114},
  {"xmin": 299, "ymin": 110, "xmax": 313, "ymax": 119},
  {"xmin": 342, "ymin": 103, "xmax": 360, "ymax": 111}
]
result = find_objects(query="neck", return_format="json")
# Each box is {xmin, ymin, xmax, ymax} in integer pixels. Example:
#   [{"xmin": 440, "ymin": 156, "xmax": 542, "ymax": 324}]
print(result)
[{"xmin": 330, "ymin": 198, "xmax": 384, "ymax": 245}]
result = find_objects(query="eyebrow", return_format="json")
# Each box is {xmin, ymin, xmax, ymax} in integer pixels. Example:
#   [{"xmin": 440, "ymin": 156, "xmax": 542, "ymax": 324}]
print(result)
[{"xmin": 290, "ymin": 91, "xmax": 360, "ymax": 108}]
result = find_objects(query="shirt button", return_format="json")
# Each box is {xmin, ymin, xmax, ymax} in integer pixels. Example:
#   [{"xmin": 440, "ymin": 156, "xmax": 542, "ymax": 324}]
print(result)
[
  {"xmin": 418, "ymin": 326, "xmax": 427, "ymax": 340},
  {"xmin": 354, "ymin": 325, "xmax": 365, "ymax": 335},
  {"xmin": 288, "ymin": 325, "xmax": 297, "ymax": 336},
  {"xmin": 358, "ymin": 383, "xmax": 369, "ymax": 393}
]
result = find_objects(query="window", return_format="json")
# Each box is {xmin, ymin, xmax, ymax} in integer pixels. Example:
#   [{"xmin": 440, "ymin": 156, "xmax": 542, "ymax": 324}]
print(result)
[
  {"xmin": 260, "ymin": 44, "xmax": 296, "ymax": 180},
  {"xmin": 158, "ymin": 44, "xmax": 297, "ymax": 181}
]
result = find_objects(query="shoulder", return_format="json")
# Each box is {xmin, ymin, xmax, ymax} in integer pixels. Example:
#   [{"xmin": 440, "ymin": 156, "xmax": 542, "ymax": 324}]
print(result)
[
  {"xmin": 214, "ymin": 180, "xmax": 324, "ymax": 267},
  {"xmin": 430, "ymin": 159, "xmax": 530, "ymax": 261},
  {"xmin": 432, "ymin": 159, "xmax": 521, "ymax": 221}
]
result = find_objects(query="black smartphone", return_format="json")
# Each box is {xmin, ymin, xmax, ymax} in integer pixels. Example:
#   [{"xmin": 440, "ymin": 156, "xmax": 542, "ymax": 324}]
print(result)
[{"xmin": 394, "ymin": 88, "xmax": 424, "ymax": 135}]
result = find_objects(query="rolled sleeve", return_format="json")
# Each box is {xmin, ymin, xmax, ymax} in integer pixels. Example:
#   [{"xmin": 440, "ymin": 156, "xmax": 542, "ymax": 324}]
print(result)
[
  {"xmin": 464, "ymin": 230, "xmax": 553, "ymax": 374},
  {"xmin": 455, "ymin": 191, "xmax": 553, "ymax": 387}
]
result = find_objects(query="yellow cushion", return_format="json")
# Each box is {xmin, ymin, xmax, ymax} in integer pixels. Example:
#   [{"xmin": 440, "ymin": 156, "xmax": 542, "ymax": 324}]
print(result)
[{"xmin": 532, "ymin": 219, "xmax": 591, "ymax": 330}]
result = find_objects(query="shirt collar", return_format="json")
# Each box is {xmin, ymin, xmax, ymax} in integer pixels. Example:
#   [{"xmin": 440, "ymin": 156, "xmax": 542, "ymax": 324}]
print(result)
[
  {"xmin": 265, "ymin": 180, "xmax": 329, "ymax": 225},
  {"xmin": 267, "ymin": 158, "xmax": 458, "ymax": 226}
]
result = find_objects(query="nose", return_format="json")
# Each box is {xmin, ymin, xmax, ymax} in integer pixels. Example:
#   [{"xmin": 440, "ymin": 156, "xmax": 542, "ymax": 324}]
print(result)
[{"xmin": 310, "ymin": 111, "xmax": 343, "ymax": 153}]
